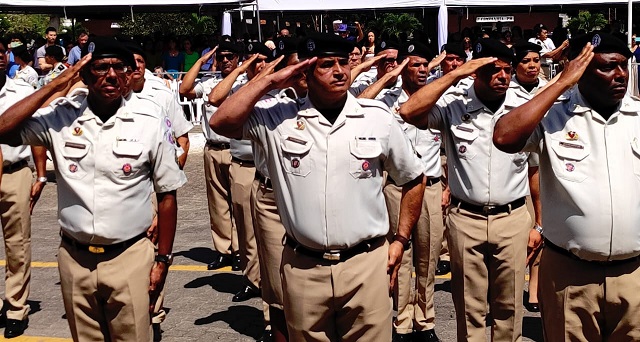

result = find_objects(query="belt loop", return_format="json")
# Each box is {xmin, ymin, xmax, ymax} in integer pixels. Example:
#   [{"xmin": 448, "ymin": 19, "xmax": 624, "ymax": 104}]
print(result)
[
  {"xmin": 507, "ymin": 203, "xmax": 512, "ymax": 215},
  {"xmin": 456, "ymin": 201, "xmax": 461, "ymax": 213}
]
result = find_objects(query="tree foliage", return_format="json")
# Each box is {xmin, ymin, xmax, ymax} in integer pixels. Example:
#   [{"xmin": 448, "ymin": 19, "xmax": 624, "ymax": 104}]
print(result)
[
  {"xmin": 0, "ymin": 14, "xmax": 50, "ymax": 38},
  {"xmin": 118, "ymin": 13, "xmax": 216, "ymax": 37},
  {"xmin": 371, "ymin": 13, "xmax": 422, "ymax": 38},
  {"xmin": 567, "ymin": 11, "xmax": 608, "ymax": 33}
]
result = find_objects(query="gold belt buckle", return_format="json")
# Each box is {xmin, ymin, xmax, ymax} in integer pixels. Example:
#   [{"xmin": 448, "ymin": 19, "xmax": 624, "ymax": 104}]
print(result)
[
  {"xmin": 323, "ymin": 252, "xmax": 341, "ymax": 261},
  {"xmin": 88, "ymin": 245, "xmax": 105, "ymax": 254},
  {"xmin": 482, "ymin": 205, "xmax": 496, "ymax": 215}
]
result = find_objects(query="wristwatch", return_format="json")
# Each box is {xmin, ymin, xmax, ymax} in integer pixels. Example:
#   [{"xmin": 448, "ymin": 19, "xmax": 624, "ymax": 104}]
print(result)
[
  {"xmin": 37, "ymin": 176, "xmax": 48, "ymax": 184},
  {"xmin": 533, "ymin": 224, "xmax": 543, "ymax": 236},
  {"xmin": 155, "ymin": 254, "xmax": 173, "ymax": 265}
]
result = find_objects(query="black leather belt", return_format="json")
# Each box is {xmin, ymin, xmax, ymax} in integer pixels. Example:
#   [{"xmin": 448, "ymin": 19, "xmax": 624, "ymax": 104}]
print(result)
[
  {"xmin": 545, "ymin": 238, "xmax": 640, "ymax": 266},
  {"xmin": 285, "ymin": 236, "xmax": 383, "ymax": 262},
  {"xmin": 388, "ymin": 176, "xmax": 440, "ymax": 187},
  {"xmin": 231, "ymin": 156, "xmax": 254, "ymax": 165},
  {"xmin": 206, "ymin": 141, "xmax": 231, "ymax": 150},
  {"xmin": 452, "ymin": 197, "xmax": 525, "ymax": 216},
  {"xmin": 61, "ymin": 232, "xmax": 147, "ymax": 254},
  {"xmin": 2, "ymin": 159, "xmax": 28, "ymax": 173},
  {"xmin": 255, "ymin": 171, "xmax": 273, "ymax": 189}
]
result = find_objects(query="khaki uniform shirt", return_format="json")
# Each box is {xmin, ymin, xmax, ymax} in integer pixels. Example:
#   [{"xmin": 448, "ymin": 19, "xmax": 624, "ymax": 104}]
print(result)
[
  {"xmin": 1, "ymin": 77, "xmax": 34, "ymax": 166},
  {"xmin": 429, "ymin": 84, "xmax": 530, "ymax": 206},
  {"xmin": 19, "ymin": 96, "xmax": 186, "ymax": 245},
  {"xmin": 243, "ymin": 93, "xmax": 424, "ymax": 250},
  {"xmin": 377, "ymin": 87, "xmax": 442, "ymax": 178},
  {"xmin": 524, "ymin": 91, "xmax": 640, "ymax": 261}
]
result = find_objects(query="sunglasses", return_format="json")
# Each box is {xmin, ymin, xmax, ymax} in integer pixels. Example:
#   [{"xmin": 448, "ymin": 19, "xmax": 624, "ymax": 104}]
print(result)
[{"xmin": 216, "ymin": 53, "xmax": 237, "ymax": 61}]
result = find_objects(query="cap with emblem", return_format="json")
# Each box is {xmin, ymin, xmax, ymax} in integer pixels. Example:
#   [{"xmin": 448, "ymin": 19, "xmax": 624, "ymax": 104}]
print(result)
[
  {"xmin": 274, "ymin": 37, "xmax": 299, "ymax": 59},
  {"xmin": 218, "ymin": 41, "xmax": 242, "ymax": 54},
  {"xmin": 441, "ymin": 43, "xmax": 467, "ymax": 61},
  {"xmin": 473, "ymin": 38, "xmax": 515, "ymax": 63},
  {"xmin": 512, "ymin": 41, "xmax": 542, "ymax": 64},
  {"xmin": 81, "ymin": 37, "xmax": 135, "ymax": 67},
  {"xmin": 399, "ymin": 41, "xmax": 434, "ymax": 60},
  {"xmin": 245, "ymin": 42, "xmax": 276, "ymax": 62},
  {"xmin": 375, "ymin": 39, "xmax": 401, "ymax": 55},
  {"xmin": 568, "ymin": 31, "xmax": 632, "ymax": 60},
  {"xmin": 297, "ymin": 33, "xmax": 354, "ymax": 58}
]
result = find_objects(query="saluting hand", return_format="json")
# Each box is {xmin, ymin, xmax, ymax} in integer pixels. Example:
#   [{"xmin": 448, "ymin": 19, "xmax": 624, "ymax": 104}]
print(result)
[
  {"xmin": 555, "ymin": 43, "xmax": 594, "ymax": 89},
  {"xmin": 200, "ymin": 46, "xmax": 218, "ymax": 64},
  {"xmin": 48, "ymin": 53, "xmax": 92, "ymax": 94},
  {"xmin": 250, "ymin": 55, "xmax": 285, "ymax": 83},
  {"xmin": 428, "ymin": 50, "xmax": 447, "ymax": 72},
  {"xmin": 237, "ymin": 53, "xmax": 261, "ymax": 74},
  {"xmin": 451, "ymin": 57, "xmax": 497, "ymax": 80},
  {"xmin": 385, "ymin": 58, "xmax": 409, "ymax": 85},
  {"xmin": 265, "ymin": 57, "xmax": 317, "ymax": 91}
]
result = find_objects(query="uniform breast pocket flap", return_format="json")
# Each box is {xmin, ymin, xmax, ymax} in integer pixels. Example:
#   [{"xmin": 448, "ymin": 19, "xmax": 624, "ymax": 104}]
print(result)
[
  {"xmin": 61, "ymin": 141, "xmax": 90, "ymax": 179},
  {"xmin": 450, "ymin": 124, "xmax": 479, "ymax": 142},
  {"xmin": 112, "ymin": 141, "xmax": 144, "ymax": 157},
  {"xmin": 280, "ymin": 136, "xmax": 313, "ymax": 177},
  {"xmin": 349, "ymin": 139, "xmax": 382, "ymax": 179},
  {"xmin": 62, "ymin": 141, "xmax": 89, "ymax": 159},
  {"xmin": 549, "ymin": 138, "xmax": 590, "ymax": 161}
]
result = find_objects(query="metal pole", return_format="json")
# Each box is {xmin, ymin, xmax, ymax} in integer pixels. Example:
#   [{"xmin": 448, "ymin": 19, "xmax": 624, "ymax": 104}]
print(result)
[
  {"xmin": 629, "ymin": 0, "xmax": 633, "ymax": 47},
  {"xmin": 255, "ymin": 1, "xmax": 263, "ymax": 41}
]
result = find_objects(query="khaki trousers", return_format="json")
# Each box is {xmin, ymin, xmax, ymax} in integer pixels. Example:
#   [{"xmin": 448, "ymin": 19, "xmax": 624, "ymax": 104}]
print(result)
[
  {"xmin": 447, "ymin": 204, "xmax": 531, "ymax": 342},
  {"xmin": 230, "ymin": 160, "xmax": 260, "ymax": 288},
  {"xmin": 58, "ymin": 237, "xmax": 155, "ymax": 342},
  {"xmin": 384, "ymin": 180, "xmax": 444, "ymax": 334},
  {"xmin": 539, "ymin": 246, "xmax": 640, "ymax": 342},
  {"xmin": 0, "ymin": 165, "xmax": 32, "ymax": 320},
  {"xmin": 251, "ymin": 179, "xmax": 285, "ymax": 309},
  {"xmin": 281, "ymin": 238, "xmax": 391, "ymax": 342},
  {"xmin": 203, "ymin": 145, "xmax": 238, "ymax": 255}
]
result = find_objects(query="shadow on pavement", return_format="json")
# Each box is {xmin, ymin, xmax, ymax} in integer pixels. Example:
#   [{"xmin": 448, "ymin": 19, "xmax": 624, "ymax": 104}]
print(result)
[
  {"xmin": 435, "ymin": 280, "xmax": 451, "ymax": 293},
  {"xmin": 523, "ymin": 316, "xmax": 543, "ymax": 341},
  {"xmin": 184, "ymin": 272, "xmax": 243, "ymax": 295},
  {"xmin": 174, "ymin": 247, "xmax": 218, "ymax": 264},
  {"xmin": 194, "ymin": 305, "xmax": 263, "ymax": 339}
]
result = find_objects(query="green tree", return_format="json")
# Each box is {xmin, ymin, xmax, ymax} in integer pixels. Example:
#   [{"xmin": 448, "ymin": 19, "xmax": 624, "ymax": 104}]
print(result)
[
  {"xmin": 118, "ymin": 13, "xmax": 216, "ymax": 37},
  {"xmin": 567, "ymin": 11, "xmax": 608, "ymax": 33},
  {"xmin": 372, "ymin": 13, "xmax": 422, "ymax": 38},
  {"xmin": 0, "ymin": 14, "xmax": 50, "ymax": 37}
]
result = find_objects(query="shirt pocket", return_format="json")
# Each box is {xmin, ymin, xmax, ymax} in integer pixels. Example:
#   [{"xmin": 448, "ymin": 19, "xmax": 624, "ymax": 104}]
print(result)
[
  {"xmin": 549, "ymin": 138, "xmax": 590, "ymax": 182},
  {"xmin": 111, "ymin": 141, "xmax": 145, "ymax": 179},
  {"xmin": 60, "ymin": 141, "xmax": 90, "ymax": 180},
  {"xmin": 450, "ymin": 124, "xmax": 478, "ymax": 160},
  {"xmin": 349, "ymin": 139, "xmax": 383, "ymax": 179},
  {"xmin": 280, "ymin": 136, "xmax": 313, "ymax": 177}
]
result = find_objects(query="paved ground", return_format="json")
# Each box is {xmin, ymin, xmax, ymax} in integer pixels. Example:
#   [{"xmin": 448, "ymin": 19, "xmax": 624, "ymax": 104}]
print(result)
[{"xmin": 0, "ymin": 132, "xmax": 543, "ymax": 341}]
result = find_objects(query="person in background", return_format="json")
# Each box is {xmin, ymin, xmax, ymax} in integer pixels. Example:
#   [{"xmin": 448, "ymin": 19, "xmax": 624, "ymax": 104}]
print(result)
[
  {"xmin": 163, "ymin": 37, "xmax": 184, "ymax": 81},
  {"xmin": 67, "ymin": 31, "xmax": 89, "ymax": 66},
  {"xmin": 40, "ymin": 45, "xmax": 67, "ymax": 87},
  {"xmin": 36, "ymin": 27, "xmax": 65, "ymax": 74},
  {"xmin": 11, "ymin": 45, "xmax": 39, "ymax": 89},
  {"xmin": 182, "ymin": 38, "xmax": 200, "ymax": 74}
]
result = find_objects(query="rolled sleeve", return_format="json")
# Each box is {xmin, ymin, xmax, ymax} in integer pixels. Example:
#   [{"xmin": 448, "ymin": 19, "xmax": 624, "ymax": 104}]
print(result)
[
  {"xmin": 19, "ymin": 108, "xmax": 55, "ymax": 148},
  {"xmin": 384, "ymin": 118, "xmax": 425, "ymax": 185}
]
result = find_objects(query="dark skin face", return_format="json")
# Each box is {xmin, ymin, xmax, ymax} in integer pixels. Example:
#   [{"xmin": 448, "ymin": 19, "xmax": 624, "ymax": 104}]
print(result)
[
  {"xmin": 474, "ymin": 58, "xmax": 512, "ymax": 109},
  {"xmin": 82, "ymin": 57, "xmax": 132, "ymax": 120},
  {"xmin": 376, "ymin": 49, "xmax": 398, "ymax": 78},
  {"xmin": 246, "ymin": 54, "xmax": 267, "ymax": 80},
  {"xmin": 216, "ymin": 51, "xmax": 239, "ymax": 77},
  {"xmin": 441, "ymin": 54, "xmax": 465, "ymax": 75},
  {"xmin": 307, "ymin": 56, "xmax": 350, "ymax": 115},
  {"xmin": 401, "ymin": 56, "xmax": 429, "ymax": 95},
  {"xmin": 515, "ymin": 52, "xmax": 541, "ymax": 85},
  {"xmin": 578, "ymin": 52, "xmax": 629, "ymax": 118}
]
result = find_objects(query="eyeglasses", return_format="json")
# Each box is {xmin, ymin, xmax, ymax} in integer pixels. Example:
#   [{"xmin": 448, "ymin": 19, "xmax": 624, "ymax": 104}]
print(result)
[
  {"xmin": 90, "ymin": 62, "xmax": 131, "ymax": 76},
  {"xmin": 216, "ymin": 53, "xmax": 237, "ymax": 62}
]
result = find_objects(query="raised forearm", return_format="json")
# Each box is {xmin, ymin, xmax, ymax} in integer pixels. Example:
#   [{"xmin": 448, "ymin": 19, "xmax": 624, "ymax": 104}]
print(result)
[
  {"xmin": 357, "ymin": 74, "xmax": 394, "ymax": 99},
  {"xmin": 179, "ymin": 60, "xmax": 204, "ymax": 99},
  {"xmin": 208, "ymin": 69, "xmax": 242, "ymax": 106},
  {"xmin": 399, "ymin": 72, "xmax": 457, "ymax": 128}
]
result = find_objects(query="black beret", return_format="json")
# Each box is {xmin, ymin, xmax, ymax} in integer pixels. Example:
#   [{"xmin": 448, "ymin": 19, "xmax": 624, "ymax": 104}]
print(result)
[
  {"xmin": 218, "ymin": 41, "xmax": 242, "ymax": 54},
  {"xmin": 81, "ymin": 37, "xmax": 135, "ymax": 67},
  {"xmin": 399, "ymin": 41, "xmax": 434, "ymax": 60},
  {"xmin": 273, "ymin": 37, "xmax": 299, "ymax": 59},
  {"xmin": 473, "ymin": 38, "xmax": 515, "ymax": 63},
  {"xmin": 513, "ymin": 41, "xmax": 542, "ymax": 64},
  {"xmin": 297, "ymin": 33, "xmax": 353, "ymax": 58},
  {"xmin": 568, "ymin": 32, "xmax": 632, "ymax": 60},
  {"xmin": 376, "ymin": 40, "xmax": 401, "ymax": 54},
  {"xmin": 441, "ymin": 43, "xmax": 467, "ymax": 61},
  {"xmin": 245, "ymin": 42, "xmax": 275, "ymax": 61},
  {"xmin": 123, "ymin": 42, "xmax": 146, "ymax": 62}
]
